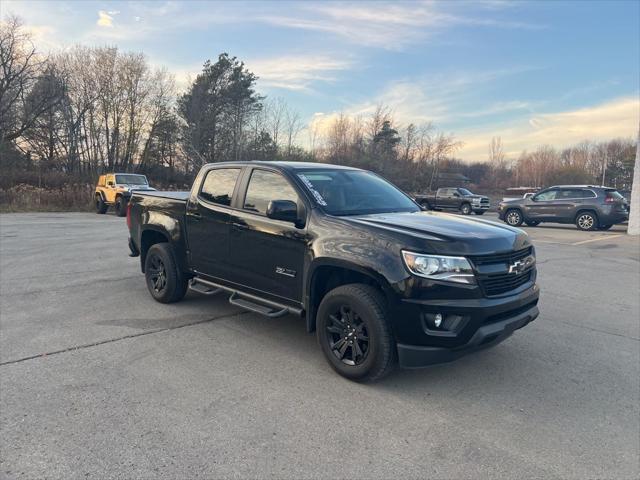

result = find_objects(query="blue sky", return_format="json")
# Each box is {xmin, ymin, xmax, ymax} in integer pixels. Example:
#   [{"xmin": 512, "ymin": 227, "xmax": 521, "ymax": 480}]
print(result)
[{"xmin": 3, "ymin": 0, "xmax": 639, "ymax": 160}]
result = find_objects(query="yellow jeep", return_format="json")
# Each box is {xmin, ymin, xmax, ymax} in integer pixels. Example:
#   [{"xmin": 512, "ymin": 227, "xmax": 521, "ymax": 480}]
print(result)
[{"xmin": 95, "ymin": 173, "xmax": 155, "ymax": 216}]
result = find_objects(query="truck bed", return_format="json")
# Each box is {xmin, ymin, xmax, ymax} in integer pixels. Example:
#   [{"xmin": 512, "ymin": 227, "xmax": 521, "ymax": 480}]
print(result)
[{"xmin": 132, "ymin": 191, "xmax": 190, "ymax": 201}]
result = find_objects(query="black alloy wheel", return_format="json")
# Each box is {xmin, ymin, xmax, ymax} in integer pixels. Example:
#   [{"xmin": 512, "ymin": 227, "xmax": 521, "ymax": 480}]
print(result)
[
  {"xmin": 317, "ymin": 284, "xmax": 396, "ymax": 382},
  {"xmin": 147, "ymin": 253, "xmax": 167, "ymax": 294},
  {"xmin": 144, "ymin": 243, "xmax": 189, "ymax": 303},
  {"xmin": 326, "ymin": 305, "xmax": 370, "ymax": 366}
]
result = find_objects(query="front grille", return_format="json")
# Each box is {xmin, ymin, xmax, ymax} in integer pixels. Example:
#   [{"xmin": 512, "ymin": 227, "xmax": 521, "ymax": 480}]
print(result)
[
  {"xmin": 480, "ymin": 270, "xmax": 532, "ymax": 296},
  {"xmin": 470, "ymin": 247, "xmax": 534, "ymax": 296},
  {"xmin": 480, "ymin": 198, "xmax": 490, "ymax": 204},
  {"xmin": 469, "ymin": 246, "xmax": 532, "ymax": 266}
]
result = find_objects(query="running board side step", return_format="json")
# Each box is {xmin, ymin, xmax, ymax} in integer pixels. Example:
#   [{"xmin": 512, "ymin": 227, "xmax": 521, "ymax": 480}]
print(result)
[
  {"xmin": 189, "ymin": 279, "xmax": 223, "ymax": 295},
  {"xmin": 189, "ymin": 277, "xmax": 303, "ymax": 318}
]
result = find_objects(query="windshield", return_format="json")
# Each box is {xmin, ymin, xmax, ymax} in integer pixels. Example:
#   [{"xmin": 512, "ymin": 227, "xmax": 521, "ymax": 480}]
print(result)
[
  {"xmin": 458, "ymin": 188, "xmax": 473, "ymax": 196},
  {"xmin": 296, "ymin": 169, "xmax": 419, "ymax": 216},
  {"xmin": 116, "ymin": 174, "xmax": 148, "ymax": 185}
]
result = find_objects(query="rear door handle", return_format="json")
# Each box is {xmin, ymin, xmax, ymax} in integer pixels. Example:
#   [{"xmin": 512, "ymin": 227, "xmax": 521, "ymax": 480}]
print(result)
[{"xmin": 232, "ymin": 223, "xmax": 249, "ymax": 231}]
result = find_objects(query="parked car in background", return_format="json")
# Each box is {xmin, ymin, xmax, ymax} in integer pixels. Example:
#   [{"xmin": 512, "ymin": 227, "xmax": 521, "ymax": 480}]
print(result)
[
  {"xmin": 126, "ymin": 161, "xmax": 538, "ymax": 382},
  {"xmin": 95, "ymin": 173, "xmax": 156, "ymax": 216},
  {"xmin": 415, "ymin": 187, "xmax": 490, "ymax": 215},
  {"xmin": 498, "ymin": 185, "xmax": 629, "ymax": 231}
]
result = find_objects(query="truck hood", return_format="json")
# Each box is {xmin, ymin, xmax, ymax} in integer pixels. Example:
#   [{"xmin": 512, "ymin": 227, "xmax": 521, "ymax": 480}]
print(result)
[
  {"xmin": 121, "ymin": 185, "xmax": 156, "ymax": 191},
  {"xmin": 463, "ymin": 194, "xmax": 489, "ymax": 200},
  {"xmin": 346, "ymin": 211, "xmax": 530, "ymax": 255}
]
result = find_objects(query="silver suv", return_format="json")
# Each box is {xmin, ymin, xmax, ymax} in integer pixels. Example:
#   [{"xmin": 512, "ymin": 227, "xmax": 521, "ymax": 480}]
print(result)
[{"xmin": 498, "ymin": 185, "xmax": 629, "ymax": 231}]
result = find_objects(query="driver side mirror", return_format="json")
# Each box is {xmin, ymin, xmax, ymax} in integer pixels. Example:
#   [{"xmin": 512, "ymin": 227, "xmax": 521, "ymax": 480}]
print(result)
[
  {"xmin": 453, "ymin": 192, "xmax": 460, "ymax": 197},
  {"xmin": 107, "ymin": 181, "xmax": 114, "ymax": 187},
  {"xmin": 267, "ymin": 200, "xmax": 301, "ymax": 225}
]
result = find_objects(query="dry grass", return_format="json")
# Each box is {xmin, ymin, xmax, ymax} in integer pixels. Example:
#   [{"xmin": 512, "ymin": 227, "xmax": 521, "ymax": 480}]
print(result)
[{"xmin": 0, "ymin": 184, "xmax": 95, "ymax": 213}]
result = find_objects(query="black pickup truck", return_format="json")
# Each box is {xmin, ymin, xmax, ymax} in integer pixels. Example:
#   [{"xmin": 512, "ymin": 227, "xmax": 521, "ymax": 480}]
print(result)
[
  {"xmin": 127, "ymin": 162, "xmax": 539, "ymax": 382},
  {"xmin": 415, "ymin": 187, "xmax": 490, "ymax": 215}
]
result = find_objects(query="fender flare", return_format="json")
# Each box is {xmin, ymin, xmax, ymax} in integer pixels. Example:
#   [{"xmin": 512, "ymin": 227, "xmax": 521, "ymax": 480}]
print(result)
[{"xmin": 304, "ymin": 257, "xmax": 395, "ymax": 332}]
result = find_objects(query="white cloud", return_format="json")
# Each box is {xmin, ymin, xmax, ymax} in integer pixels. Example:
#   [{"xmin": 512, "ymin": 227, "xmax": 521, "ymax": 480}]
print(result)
[
  {"xmin": 250, "ymin": 55, "xmax": 353, "ymax": 92},
  {"xmin": 456, "ymin": 96, "xmax": 640, "ymax": 160},
  {"xmin": 96, "ymin": 10, "xmax": 115, "ymax": 28},
  {"xmin": 260, "ymin": 1, "xmax": 545, "ymax": 49}
]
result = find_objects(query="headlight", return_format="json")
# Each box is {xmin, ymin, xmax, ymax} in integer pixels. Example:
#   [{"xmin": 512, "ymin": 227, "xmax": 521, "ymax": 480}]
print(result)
[
  {"xmin": 472, "ymin": 198, "xmax": 481, "ymax": 204},
  {"xmin": 402, "ymin": 251, "xmax": 476, "ymax": 285}
]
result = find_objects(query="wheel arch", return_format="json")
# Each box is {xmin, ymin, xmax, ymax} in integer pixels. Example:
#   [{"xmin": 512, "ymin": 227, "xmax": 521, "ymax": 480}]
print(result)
[
  {"xmin": 305, "ymin": 259, "xmax": 394, "ymax": 333},
  {"xmin": 140, "ymin": 227, "xmax": 171, "ymax": 273},
  {"xmin": 575, "ymin": 208, "xmax": 599, "ymax": 221}
]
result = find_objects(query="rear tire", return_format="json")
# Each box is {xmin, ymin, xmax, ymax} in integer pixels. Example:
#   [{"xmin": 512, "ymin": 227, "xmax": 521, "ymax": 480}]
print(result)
[
  {"xmin": 144, "ymin": 243, "xmax": 189, "ymax": 303},
  {"xmin": 576, "ymin": 211, "xmax": 598, "ymax": 231},
  {"xmin": 460, "ymin": 203, "xmax": 472, "ymax": 215},
  {"xmin": 317, "ymin": 284, "xmax": 396, "ymax": 382},
  {"xmin": 505, "ymin": 209, "xmax": 523, "ymax": 226},
  {"xmin": 95, "ymin": 195, "xmax": 108, "ymax": 214},
  {"xmin": 115, "ymin": 196, "xmax": 127, "ymax": 217}
]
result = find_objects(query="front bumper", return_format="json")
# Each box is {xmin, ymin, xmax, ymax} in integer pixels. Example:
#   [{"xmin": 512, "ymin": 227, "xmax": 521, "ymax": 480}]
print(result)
[
  {"xmin": 394, "ymin": 285, "xmax": 539, "ymax": 368},
  {"xmin": 472, "ymin": 204, "xmax": 490, "ymax": 212}
]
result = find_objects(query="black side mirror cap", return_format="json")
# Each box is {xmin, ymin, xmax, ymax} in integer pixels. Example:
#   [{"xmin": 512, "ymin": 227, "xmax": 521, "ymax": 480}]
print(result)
[{"xmin": 267, "ymin": 200, "xmax": 301, "ymax": 225}]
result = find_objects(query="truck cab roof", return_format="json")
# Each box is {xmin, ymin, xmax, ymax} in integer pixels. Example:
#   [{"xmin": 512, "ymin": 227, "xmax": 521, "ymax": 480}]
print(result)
[{"xmin": 201, "ymin": 161, "xmax": 360, "ymax": 172}]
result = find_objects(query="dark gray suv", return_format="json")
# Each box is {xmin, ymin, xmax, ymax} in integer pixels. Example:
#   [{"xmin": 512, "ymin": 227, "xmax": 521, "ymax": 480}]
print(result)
[{"xmin": 498, "ymin": 185, "xmax": 629, "ymax": 231}]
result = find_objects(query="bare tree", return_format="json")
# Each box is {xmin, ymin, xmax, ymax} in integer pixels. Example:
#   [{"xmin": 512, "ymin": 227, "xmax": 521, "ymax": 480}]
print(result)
[
  {"xmin": 284, "ymin": 106, "xmax": 303, "ymax": 157},
  {"xmin": 0, "ymin": 15, "xmax": 59, "ymax": 145}
]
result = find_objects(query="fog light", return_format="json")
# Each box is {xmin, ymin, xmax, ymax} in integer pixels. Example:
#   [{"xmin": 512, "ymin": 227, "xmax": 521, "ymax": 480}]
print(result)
[{"xmin": 421, "ymin": 312, "xmax": 470, "ymax": 334}]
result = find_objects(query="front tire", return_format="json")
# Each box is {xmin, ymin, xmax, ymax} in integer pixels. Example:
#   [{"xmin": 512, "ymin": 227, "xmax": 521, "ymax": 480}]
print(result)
[
  {"xmin": 505, "ymin": 209, "xmax": 523, "ymax": 226},
  {"xmin": 460, "ymin": 203, "xmax": 472, "ymax": 215},
  {"xmin": 317, "ymin": 284, "xmax": 396, "ymax": 382},
  {"xmin": 525, "ymin": 220, "xmax": 540, "ymax": 227},
  {"xmin": 144, "ymin": 243, "xmax": 189, "ymax": 303},
  {"xmin": 115, "ymin": 196, "xmax": 127, "ymax": 217},
  {"xmin": 598, "ymin": 224, "xmax": 613, "ymax": 231},
  {"xmin": 95, "ymin": 195, "xmax": 108, "ymax": 214},
  {"xmin": 576, "ymin": 212, "xmax": 598, "ymax": 231}
]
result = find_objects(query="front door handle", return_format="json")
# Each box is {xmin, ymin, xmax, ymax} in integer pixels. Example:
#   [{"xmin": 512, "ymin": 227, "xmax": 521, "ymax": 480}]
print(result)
[
  {"xmin": 187, "ymin": 212, "xmax": 202, "ymax": 221},
  {"xmin": 232, "ymin": 223, "xmax": 249, "ymax": 231}
]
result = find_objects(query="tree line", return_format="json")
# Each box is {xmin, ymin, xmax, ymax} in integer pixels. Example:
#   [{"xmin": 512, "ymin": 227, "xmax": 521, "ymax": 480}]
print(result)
[{"xmin": 0, "ymin": 15, "xmax": 636, "ymax": 205}]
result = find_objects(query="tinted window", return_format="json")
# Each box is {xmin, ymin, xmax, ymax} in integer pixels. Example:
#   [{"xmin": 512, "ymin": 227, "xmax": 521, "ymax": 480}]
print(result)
[
  {"xmin": 244, "ymin": 170, "xmax": 298, "ymax": 215},
  {"xmin": 200, "ymin": 168, "xmax": 241, "ymax": 206},
  {"xmin": 297, "ymin": 169, "xmax": 419, "ymax": 216},
  {"xmin": 558, "ymin": 189, "xmax": 596, "ymax": 199},
  {"xmin": 458, "ymin": 188, "xmax": 473, "ymax": 196},
  {"xmin": 534, "ymin": 190, "xmax": 557, "ymax": 201},
  {"xmin": 605, "ymin": 190, "xmax": 624, "ymax": 200}
]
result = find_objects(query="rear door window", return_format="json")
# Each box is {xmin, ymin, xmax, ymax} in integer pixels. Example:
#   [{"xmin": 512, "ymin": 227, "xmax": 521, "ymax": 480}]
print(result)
[{"xmin": 199, "ymin": 168, "xmax": 241, "ymax": 206}]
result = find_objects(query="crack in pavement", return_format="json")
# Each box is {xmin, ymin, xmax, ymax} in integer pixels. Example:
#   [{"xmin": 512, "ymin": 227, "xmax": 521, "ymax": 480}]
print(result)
[{"xmin": 0, "ymin": 310, "xmax": 250, "ymax": 367}]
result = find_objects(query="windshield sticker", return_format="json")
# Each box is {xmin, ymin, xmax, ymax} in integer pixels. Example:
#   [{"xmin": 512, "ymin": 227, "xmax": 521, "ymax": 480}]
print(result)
[{"xmin": 297, "ymin": 174, "xmax": 328, "ymax": 206}]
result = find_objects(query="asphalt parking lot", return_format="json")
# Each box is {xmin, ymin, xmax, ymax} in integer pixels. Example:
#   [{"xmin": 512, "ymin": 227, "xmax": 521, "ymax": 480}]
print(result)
[{"xmin": 1, "ymin": 212, "xmax": 639, "ymax": 479}]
